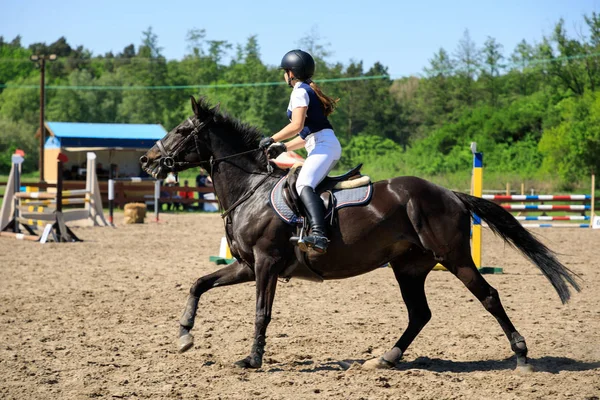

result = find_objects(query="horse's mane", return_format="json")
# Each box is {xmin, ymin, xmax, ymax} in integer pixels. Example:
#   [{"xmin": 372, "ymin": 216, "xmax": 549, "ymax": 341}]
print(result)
[{"xmin": 197, "ymin": 97, "xmax": 264, "ymax": 150}]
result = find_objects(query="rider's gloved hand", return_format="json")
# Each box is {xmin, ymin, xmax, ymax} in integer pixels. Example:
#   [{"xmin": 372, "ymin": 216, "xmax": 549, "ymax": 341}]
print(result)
[
  {"xmin": 259, "ymin": 137, "xmax": 275, "ymax": 149},
  {"xmin": 267, "ymin": 142, "xmax": 287, "ymax": 159}
]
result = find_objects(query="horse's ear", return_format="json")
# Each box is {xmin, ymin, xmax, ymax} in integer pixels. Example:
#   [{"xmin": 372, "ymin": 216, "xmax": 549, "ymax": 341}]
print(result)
[{"xmin": 190, "ymin": 96, "xmax": 200, "ymax": 117}]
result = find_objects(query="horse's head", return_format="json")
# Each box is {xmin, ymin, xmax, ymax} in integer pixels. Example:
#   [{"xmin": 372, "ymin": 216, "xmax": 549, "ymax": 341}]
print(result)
[{"xmin": 140, "ymin": 97, "xmax": 217, "ymax": 179}]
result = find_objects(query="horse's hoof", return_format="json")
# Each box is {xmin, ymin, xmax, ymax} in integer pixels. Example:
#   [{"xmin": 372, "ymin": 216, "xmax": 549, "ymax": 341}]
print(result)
[
  {"xmin": 233, "ymin": 356, "xmax": 261, "ymax": 369},
  {"xmin": 515, "ymin": 364, "xmax": 535, "ymax": 374},
  {"xmin": 178, "ymin": 333, "xmax": 194, "ymax": 353},
  {"xmin": 362, "ymin": 357, "xmax": 395, "ymax": 370}
]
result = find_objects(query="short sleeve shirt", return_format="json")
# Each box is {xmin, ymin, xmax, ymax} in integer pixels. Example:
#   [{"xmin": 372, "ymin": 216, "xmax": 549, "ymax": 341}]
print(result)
[{"xmin": 287, "ymin": 82, "xmax": 333, "ymax": 139}]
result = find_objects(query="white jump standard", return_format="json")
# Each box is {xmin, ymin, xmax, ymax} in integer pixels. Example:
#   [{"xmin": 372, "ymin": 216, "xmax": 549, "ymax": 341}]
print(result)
[{"xmin": 0, "ymin": 152, "xmax": 108, "ymax": 242}]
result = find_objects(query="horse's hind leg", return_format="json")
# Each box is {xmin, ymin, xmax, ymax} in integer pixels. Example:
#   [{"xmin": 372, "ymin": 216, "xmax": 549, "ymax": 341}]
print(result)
[
  {"xmin": 364, "ymin": 254, "xmax": 435, "ymax": 369},
  {"xmin": 445, "ymin": 255, "xmax": 533, "ymax": 373},
  {"xmin": 178, "ymin": 260, "xmax": 255, "ymax": 353}
]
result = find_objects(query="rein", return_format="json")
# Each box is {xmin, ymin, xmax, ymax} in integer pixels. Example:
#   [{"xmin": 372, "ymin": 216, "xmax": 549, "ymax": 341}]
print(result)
[
  {"xmin": 153, "ymin": 116, "xmax": 274, "ymax": 220},
  {"xmin": 155, "ymin": 117, "xmax": 263, "ymax": 169},
  {"xmin": 219, "ymin": 169, "xmax": 273, "ymax": 219}
]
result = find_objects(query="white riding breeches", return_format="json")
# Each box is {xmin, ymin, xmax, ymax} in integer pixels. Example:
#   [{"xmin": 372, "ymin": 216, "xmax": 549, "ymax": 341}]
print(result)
[{"xmin": 296, "ymin": 129, "xmax": 342, "ymax": 194}]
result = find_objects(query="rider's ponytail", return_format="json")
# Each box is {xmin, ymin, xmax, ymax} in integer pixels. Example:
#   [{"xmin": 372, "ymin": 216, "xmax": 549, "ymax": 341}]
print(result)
[{"xmin": 308, "ymin": 80, "xmax": 339, "ymax": 117}]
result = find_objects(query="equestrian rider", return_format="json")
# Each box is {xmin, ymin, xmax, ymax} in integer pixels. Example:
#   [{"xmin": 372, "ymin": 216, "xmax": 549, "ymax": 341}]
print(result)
[{"xmin": 259, "ymin": 49, "xmax": 341, "ymax": 254}]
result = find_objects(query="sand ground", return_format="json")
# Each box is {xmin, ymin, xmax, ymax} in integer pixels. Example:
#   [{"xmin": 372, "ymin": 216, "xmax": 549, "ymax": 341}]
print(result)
[{"xmin": 1, "ymin": 212, "xmax": 599, "ymax": 399}]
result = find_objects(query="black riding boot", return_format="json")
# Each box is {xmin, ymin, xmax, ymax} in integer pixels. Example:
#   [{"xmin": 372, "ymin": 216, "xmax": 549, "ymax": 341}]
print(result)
[{"xmin": 299, "ymin": 186, "xmax": 329, "ymax": 254}]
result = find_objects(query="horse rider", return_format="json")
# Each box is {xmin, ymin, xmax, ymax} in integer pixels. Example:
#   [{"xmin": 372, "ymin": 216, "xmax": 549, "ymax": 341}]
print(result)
[{"xmin": 259, "ymin": 49, "xmax": 342, "ymax": 254}]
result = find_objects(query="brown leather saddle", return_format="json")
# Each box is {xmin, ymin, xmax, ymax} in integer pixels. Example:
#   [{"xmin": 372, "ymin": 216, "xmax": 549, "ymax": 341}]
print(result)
[{"xmin": 281, "ymin": 163, "xmax": 365, "ymax": 222}]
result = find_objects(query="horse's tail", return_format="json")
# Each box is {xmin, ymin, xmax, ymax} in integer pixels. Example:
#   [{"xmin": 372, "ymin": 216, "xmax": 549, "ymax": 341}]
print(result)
[{"xmin": 453, "ymin": 191, "xmax": 581, "ymax": 304}]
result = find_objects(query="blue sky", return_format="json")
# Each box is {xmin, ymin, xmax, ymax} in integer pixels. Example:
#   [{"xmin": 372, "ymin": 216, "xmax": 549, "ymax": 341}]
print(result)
[{"xmin": 1, "ymin": 0, "xmax": 598, "ymax": 78}]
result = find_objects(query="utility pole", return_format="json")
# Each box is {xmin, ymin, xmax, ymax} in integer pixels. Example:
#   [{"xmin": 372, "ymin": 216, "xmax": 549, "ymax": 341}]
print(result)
[{"xmin": 30, "ymin": 54, "xmax": 57, "ymax": 183}]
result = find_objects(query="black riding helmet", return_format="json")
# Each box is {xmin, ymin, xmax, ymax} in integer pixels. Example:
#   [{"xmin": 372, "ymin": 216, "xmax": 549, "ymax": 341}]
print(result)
[{"xmin": 280, "ymin": 49, "xmax": 315, "ymax": 81}]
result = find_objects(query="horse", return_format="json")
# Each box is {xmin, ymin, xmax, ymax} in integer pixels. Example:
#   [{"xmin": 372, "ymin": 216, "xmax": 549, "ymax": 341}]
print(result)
[{"xmin": 140, "ymin": 96, "xmax": 580, "ymax": 372}]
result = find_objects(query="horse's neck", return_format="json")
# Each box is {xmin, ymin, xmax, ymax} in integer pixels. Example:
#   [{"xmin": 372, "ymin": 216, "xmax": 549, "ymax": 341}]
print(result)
[
  {"xmin": 206, "ymin": 130, "xmax": 270, "ymax": 212},
  {"xmin": 209, "ymin": 157, "xmax": 269, "ymax": 212}
]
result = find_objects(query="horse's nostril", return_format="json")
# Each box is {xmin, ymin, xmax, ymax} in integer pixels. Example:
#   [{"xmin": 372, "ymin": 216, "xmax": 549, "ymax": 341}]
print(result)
[{"xmin": 139, "ymin": 155, "xmax": 148, "ymax": 165}]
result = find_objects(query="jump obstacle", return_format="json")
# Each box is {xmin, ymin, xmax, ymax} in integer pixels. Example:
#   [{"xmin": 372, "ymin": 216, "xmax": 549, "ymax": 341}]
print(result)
[
  {"xmin": 481, "ymin": 193, "xmax": 595, "ymax": 228},
  {"xmin": 108, "ymin": 177, "xmax": 161, "ymax": 225},
  {"xmin": 0, "ymin": 152, "xmax": 108, "ymax": 242},
  {"xmin": 432, "ymin": 144, "xmax": 501, "ymax": 273},
  {"xmin": 479, "ymin": 175, "xmax": 596, "ymax": 229},
  {"xmin": 467, "ymin": 142, "xmax": 598, "ymax": 272}
]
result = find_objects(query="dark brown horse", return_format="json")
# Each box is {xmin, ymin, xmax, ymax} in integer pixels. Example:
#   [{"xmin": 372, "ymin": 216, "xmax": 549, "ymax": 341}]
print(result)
[{"xmin": 140, "ymin": 97, "xmax": 580, "ymax": 372}]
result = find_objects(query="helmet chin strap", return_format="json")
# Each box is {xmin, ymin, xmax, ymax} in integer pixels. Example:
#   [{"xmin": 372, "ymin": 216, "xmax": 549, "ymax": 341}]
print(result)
[{"xmin": 286, "ymin": 70, "xmax": 297, "ymax": 88}]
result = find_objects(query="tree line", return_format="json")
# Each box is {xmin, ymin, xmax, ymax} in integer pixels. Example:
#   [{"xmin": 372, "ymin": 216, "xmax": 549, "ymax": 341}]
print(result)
[{"xmin": 1, "ymin": 15, "xmax": 599, "ymax": 188}]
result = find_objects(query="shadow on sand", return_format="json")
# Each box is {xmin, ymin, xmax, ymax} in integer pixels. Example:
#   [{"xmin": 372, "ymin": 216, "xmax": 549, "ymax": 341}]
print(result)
[
  {"xmin": 291, "ymin": 356, "xmax": 600, "ymax": 374},
  {"xmin": 397, "ymin": 356, "xmax": 600, "ymax": 374}
]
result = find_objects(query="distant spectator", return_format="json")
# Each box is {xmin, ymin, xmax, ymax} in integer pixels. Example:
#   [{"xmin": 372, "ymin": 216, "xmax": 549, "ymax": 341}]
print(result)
[
  {"xmin": 165, "ymin": 172, "xmax": 178, "ymax": 184},
  {"xmin": 195, "ymin": 169, "xmax": 213, "ymax": 210},
  {"xmin": 108, "ymin": 164, "xmax": 118, "ymax": 179},
  {"xmin": 96, "ymin": 163, "xmax": 109, "ymax": 180},
  {"xmin": 179, "ymin": 180, "xmax": 195, "ymax": 211},
  {"xmin": 160, "ymin": 185, "xmax": 171, "ymax": 211},
  {"xmin": 162, "ymin": 173, "xmax": 182, "ymax": 211},
  {"xmin": 170, "ymin": 181, "xmax": 182, "ymax": 211}
]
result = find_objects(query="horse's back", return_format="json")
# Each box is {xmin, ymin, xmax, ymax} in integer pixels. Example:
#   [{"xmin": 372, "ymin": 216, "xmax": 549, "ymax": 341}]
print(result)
[
  {"xmin": 373, "ymin": 176, "xmax": 463, "ymax": 208},
  {"xmin": 372, "ymin": 175, "xmax": 470, "ymax": 231}
]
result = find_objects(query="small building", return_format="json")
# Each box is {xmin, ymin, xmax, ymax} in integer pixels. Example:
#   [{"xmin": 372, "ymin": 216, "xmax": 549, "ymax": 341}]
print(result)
[{"xmin": 42, "ymin": 122, "xmax": 167, "ymax": 183}]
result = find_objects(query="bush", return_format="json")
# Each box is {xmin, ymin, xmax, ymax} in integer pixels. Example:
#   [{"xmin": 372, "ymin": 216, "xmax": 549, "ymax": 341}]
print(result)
[{"xmin": 0, "ymin": 118, "xmax": 38, "ymax": 174}]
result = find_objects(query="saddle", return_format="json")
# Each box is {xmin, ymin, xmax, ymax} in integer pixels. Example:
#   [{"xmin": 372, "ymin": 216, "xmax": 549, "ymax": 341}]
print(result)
[
  {"xmin": 270, "ymin": 164, "xmax": 373, "ymax": 282},
  {"xmin": 271, "ymin": 163, "xmax": 372, "ymax": 225},
  {"xmin": 292, "ymin": 163, "xmax": 361, "ymax": 212}
]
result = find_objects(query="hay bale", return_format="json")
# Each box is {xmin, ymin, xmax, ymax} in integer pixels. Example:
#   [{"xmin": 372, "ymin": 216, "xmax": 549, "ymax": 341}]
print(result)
[{"xmin": 123, "ymin": 202, "xmax": 147, "ymax": 224}]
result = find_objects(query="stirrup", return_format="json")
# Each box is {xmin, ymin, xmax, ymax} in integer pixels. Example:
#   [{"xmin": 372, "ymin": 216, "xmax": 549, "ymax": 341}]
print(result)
[{"xmin": 300, "ymin": 234, "xmax": 329, "ymax": 254}]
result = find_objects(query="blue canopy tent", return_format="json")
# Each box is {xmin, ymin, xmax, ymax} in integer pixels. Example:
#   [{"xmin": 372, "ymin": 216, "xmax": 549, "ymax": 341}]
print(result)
[{"xmin": 42, "ymin": 122, "xmax": 167, "ymax": 182}]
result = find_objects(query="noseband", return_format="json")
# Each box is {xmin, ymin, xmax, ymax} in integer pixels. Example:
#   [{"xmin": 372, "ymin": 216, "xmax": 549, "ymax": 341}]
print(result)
[{"xmin": 155, "ymin": 117, "xmax": 207, "ymax": 170}]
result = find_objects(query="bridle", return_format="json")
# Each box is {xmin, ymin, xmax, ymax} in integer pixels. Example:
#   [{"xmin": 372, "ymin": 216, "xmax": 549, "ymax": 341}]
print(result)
[
  {"xmin": 155, "ymin": 117, "xmax": 209, "ymax": 170},
  {"xmin": 152, "ymin": 116, "xmax": 274, "ymax": 219},
  {"xmin": 155, "ymin": 116, "xmax": 265, "ymax": 171}
]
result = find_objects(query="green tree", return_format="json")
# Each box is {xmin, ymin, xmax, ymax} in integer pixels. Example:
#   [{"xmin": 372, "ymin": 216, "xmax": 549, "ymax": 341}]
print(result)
[
  {"xmin": 480, "ymin": 36, "xmax": 504, "ymax": 106},
  {"xmin": 0, "ymin": 76, "xmax": 39, "ymax": 124},
  {"xmin": 538, "ymin": 19, "xmax": 586, "ymax": 96},
  {"xmin": 539, "ymin": 93, "xmax": 600, "ymax": 183},
  {"xmin": 583, "ymin": 12, "xmax": 600, "ymax": 91},
  {"xmin": 215, "ymin": 36, "xmax": 284, "ymax": 132},
  {"xmin": 453, "ymin": 29, "xmax": 480, "ymax": 107},
  {"xmin": 0, "ymin": 36, "xmax": 35, "ymax": 89},
  {"xmin": 116, "ymin": 27, "xmax": 168, "ymax": 124},
  {"xmin": 359, "ymin": 63, "xmax": 409, "ymax": 146},
  {"xmin": 46, "ymin": 70, "xmax": 99, "ymax": 122},
  {"xmin": 0, "ymin": 118, "xmax": 37, "ymax": 173},
  {"xmin": 333, "ymin": 61, "xmax": 367, "ymax": 140},
  {"xmin": 420, "ymin": 47, "xmax": 455, "ymax": 122},
  {"xmin": 507, "ymin": 39, "xmax": 537, "ymax": 96}
]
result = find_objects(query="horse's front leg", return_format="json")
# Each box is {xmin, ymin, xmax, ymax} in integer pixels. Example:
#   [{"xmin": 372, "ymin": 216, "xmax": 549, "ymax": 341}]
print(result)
[
  {"xmin": 234, "ymin": 260, "xmax": 281, "ymax": 369},
  {"xmin": 178, "ymin": 260, "xmax": 255, "ymax": 353}
]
